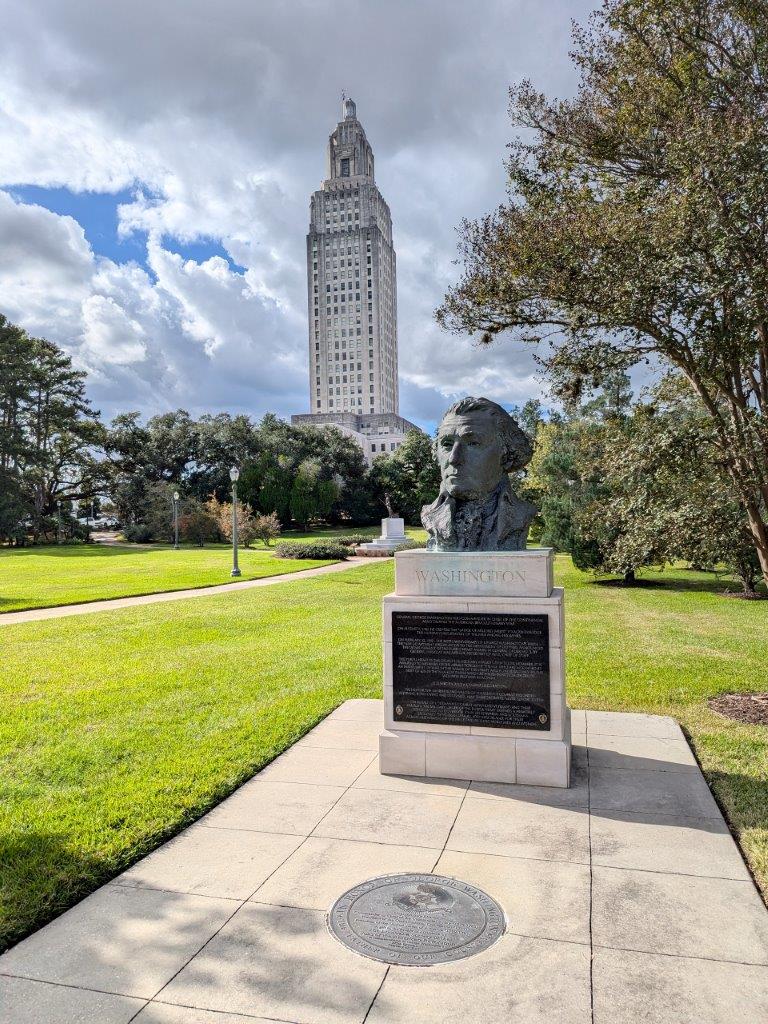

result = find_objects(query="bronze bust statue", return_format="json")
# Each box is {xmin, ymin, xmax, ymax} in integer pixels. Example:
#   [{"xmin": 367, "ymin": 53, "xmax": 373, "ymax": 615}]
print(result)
[{"xmin": 421, "ymin": 396, "xmax": 537, "ymax": 552}]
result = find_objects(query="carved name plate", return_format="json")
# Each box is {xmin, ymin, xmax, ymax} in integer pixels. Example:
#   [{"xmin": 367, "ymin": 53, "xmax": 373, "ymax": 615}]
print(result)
[
  {"xmin": 328, "ymin": 873, "xmax": 505, "ymax": 966},
  {"xmin": 392, "ymin": 610, "xmax": 550, "ymax": 730},
  {"xmin": 394, "ymin": 549, "xmax": 553, "ymax": 598}
]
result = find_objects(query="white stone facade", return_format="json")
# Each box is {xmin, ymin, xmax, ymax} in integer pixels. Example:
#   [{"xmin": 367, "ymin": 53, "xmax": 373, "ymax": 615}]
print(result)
[
  {"xmin": 308, "ymin": 97, "xmax": 398, "ymax": 418},
  {"xmin": 291, "ymin": 98, "xmax": 419, "ymax": 461}
]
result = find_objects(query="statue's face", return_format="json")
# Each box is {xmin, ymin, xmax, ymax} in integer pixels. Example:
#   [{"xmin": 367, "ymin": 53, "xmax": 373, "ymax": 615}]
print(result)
[{"xmin": 436, "ymin": 411, "xmax": 505, "ymax": 500}]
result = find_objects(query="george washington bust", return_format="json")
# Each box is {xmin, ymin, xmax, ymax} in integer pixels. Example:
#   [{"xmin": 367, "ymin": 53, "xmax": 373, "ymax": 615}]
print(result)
[{"xmin": 421, "ymin": 397, "xmax": 537, "ymax": 552}]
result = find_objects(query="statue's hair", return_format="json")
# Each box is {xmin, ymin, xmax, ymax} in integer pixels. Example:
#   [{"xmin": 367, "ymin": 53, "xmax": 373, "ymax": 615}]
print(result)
[{"xmin": 439, "ymin": 396, "xmax": 533, "ymax": 472}]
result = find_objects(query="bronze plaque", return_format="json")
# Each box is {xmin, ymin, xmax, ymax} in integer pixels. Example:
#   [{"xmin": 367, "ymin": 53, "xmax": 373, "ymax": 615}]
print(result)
[
  {"xmin": 328, "ymin": 873, "xmax": 505, "ymax": 966},
  {"xmin": 392, "ymin": 610, "xmax": 550, "ymax": 729}
]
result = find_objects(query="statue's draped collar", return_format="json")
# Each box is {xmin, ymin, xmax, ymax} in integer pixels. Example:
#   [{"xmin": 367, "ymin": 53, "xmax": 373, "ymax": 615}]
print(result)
[{"xmin": 421, "ymin": 477, "xmax": 534, "ymax": 552}]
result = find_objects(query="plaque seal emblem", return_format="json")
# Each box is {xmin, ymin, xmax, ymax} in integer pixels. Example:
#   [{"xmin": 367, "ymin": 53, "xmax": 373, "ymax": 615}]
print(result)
[{"xmin": 327, "ymin": 873, "xmax": 505, "ymax": 966}]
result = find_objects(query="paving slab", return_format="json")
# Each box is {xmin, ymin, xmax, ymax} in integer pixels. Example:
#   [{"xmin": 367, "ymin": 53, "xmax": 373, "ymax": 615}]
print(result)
[
  {"xmin": 592, "ymin": 865, "xmax": 768, "ymax": 963},
  {"xmin": 0, "ymin": 976, "xmax": 144, "ymax": 1024},
  {"xmin": 589, "ymin": 764, "xmax": 722, "ymax": 818},
  {"xmin": 434, "ymin": 849, "xmax": 591, "ymax": 945},
  {"xmin": 466, "ymin": 761, "xmax": 589, "ymax": 808},
  {"xmin": 312, "ymin": 787, "xmax": 463, "ymax": 849},
  {"xmin": 2, "ymin": 701, "xmax": 765, "ymax": 1024},
  {"xmin": 200, "ymin": 779, "xmax": 345, "ymax": 835},
  {"xmin": 257, "ymin": 745, "xmax": 376, "ymax": 787},
  {"xmin": 446, "ymin": 794, "xmax": 591, "ymax": 863},
  {"xmin": 157, "ymin": 902, "xmax": 387, "ymax": 1024},
  {"xmin": 586, "ymin": 709, "xmax": 683, "ymax": 738},
  {"xmin": 366, "ymin": 933, "xmax": 592, "ymax": 1024},
  {"xmin": 590, "ymin": 809, "xmax": 752, "ymax": 879},
  {"xmin": 134, "ymin": 1005, "xmax": 277, "ymax": 1023},
  {"xmin": 592, "ymin": 947, "xmax": 768, "ymax": 1024},
  {"xmin": 586, "ymin": 733, "xmax": 699, "ymax": 771},
  {"xmin": 296, "ymin": 719, "xmax": 381, "ymax": 750},
  {"xmin": 252, "ymin": 836, "xmax": 436, "ymax": 911},
  {"xmin": 114, "ymin": 823, "xmax": 304, "ymax": 900},
  {"xmin": 0, "ymin": 885, "xmax": 235, "ymax": 998}
]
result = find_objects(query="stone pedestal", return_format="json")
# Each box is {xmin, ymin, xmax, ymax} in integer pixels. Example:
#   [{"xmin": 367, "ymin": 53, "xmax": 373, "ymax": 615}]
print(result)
[
  {"xmin": 379, "ymin": 548, "xmax": 571, "ymax": 788},
  {"xmin": 356, "ymin": 517, "xmax": 407, "ymax": 555}
]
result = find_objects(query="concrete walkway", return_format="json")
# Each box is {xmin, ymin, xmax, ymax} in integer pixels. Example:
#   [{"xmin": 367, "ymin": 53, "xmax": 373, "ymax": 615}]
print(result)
[
  {"xmin": 1, "ymin": 701, "xmax": 766, "ymax": 1023},
  {"xmin": 0, "ymin": 558, "xmax": 369, "ymax": 626}
]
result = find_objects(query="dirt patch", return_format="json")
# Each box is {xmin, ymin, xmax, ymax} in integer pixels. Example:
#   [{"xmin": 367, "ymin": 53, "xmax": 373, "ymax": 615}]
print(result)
[{"xmin": 709, "ymin": 693, "xmax": 768, "ymax": 725}]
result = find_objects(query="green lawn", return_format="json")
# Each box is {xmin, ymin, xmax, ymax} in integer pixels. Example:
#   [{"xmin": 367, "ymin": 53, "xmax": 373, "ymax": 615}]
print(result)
[
  {"xmin": 1, "ymin": 555, "xmax": 766, "ymax": 950},
  {"xmin": 0, "ymin": 543, "xmax": 337, "ymax": 613},
  {"xmin": 0, "ymin": 527, "xmax": 426, "ymax": 614}
]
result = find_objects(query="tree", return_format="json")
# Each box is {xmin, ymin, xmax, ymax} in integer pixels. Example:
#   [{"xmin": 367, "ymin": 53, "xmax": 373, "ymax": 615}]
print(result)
[
  {"xmin": 368, "ymin": 429, "xmax": 440, "ymax": 524},
  {"xmin": 209, "ymin": 494, "xmax": 259, "ymax": 547},
  {"xmin": 583, "ymin": 375, "xmax": 764, "ymax": 593},
  {"xmin": 0, "ymin": 316, "xmax": 104, "ymax": 542},
  {"xmin": 290, "ymin": 460, "xmax": 322, "ymax": 530},
  {"xmin": 253, "ymin": 511, "xmax": 281, "ymax": 547},
  {"xmin": 178, "ymin": 498, "xmax": 218, "ymax": 547},
  {"xmin": 438, "ymin": 0, "xmax": 768, "ymax": 585}
]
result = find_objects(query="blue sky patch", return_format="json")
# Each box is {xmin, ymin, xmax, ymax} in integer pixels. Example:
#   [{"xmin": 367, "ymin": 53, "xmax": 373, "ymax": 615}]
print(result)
[
  {"xmin": 6, "ymin": 185, "xmax": 148, "ymax": 264},
  {"xmin": 5, "ymin": 185, "xmax": 243, "ymax": 273},
  {"xmin": 162, "ymin": 237, "xmax": 246, "ymax": 274}
]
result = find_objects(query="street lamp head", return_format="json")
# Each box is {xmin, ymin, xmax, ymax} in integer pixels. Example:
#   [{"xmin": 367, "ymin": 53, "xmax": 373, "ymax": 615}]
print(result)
[
  {"xmin": 173, "ymin": 491, "xmax": 179, "ymax": 501},
  {"xmin": 230, "ymin": 466, "xmax": 240, "ymax": 482}
]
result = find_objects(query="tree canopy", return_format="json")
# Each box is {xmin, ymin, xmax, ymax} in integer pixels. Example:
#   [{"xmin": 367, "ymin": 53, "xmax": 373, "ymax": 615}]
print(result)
[{"xmin": 438, "ymin": 0, "xmax": 768, "ymax": 583}]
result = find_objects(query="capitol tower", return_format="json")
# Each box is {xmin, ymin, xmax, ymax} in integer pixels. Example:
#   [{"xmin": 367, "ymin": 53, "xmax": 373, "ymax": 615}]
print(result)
[{"xmin": 292, "ymin": 97, "xmax": 417, "ymax": 460}]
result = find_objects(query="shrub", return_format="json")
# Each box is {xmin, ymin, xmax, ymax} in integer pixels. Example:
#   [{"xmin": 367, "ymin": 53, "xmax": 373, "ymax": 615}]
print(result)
[
  {"xmin": 253, "ymin": 511, "xmax": 281, "ymax": 547},
  {"xmin": 274, "ymin": 541, "xmax": 348, "ymax": 560},
  {"xmin": 335, "ymin": 534, "xmax": 374, "ymax": 546},
  {"xmin": 393, "ymin": 539, "xmax": 426, "ymax": 551},
  {"xmin": 122, "ymin": 524, "xmax": 154, "ymax": 543},
  {"xmin": 179, "ymin": 498, "xmax": 219, "ymax": 547}
]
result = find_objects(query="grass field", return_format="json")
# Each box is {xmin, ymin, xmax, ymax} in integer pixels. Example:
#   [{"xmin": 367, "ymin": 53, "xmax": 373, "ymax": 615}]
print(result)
[
  {"xmin": 0, "ymin": 542, "xmax": 338, "ymax": 614},
  {"xmin": 0, "ymin": 527, "xmax": 424, "ymax": 614},
  {"xmin": 1, "ymin": 555, "xmax": 766, "ymax": 950}
]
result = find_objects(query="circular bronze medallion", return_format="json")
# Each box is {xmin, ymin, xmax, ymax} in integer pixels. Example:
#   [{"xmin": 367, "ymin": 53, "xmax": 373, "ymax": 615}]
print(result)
[{"xmin": 327, "ymin": 873, "xmax": 505, "ymax": 966}]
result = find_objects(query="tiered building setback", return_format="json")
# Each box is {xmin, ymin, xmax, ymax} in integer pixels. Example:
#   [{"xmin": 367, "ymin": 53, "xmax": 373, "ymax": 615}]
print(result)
[{"xmin": 292, "ymin": 97, "xmax": 418, "ymax": 460}]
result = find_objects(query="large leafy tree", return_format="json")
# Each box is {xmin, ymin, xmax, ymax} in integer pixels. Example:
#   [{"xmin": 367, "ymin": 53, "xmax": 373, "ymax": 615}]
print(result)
[
  {"xmin": 368, "ymin": 429, "xmax": 441, "ymax": 524},
  {"xmin": 0, "ymin": 315, "xmax": 104, "ymax": 541},
  {"xmin": 438, "ymin": 0, "xmax": 768, "ymax": 583}
]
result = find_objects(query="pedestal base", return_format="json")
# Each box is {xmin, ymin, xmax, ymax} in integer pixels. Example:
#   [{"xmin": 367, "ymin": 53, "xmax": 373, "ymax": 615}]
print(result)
[
  {"xmin": 379, "ymin": 548, "xmax": 571, "ymax": 789},
  {"xmin": 379, "ymin": 708, "xmax": 572, "ymax": 788}
]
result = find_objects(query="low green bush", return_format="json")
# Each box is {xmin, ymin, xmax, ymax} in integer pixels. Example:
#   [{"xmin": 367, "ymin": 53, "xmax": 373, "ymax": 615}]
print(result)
[
  {"xmin": 122, "ymin": 524, "xmax": 154, "ymax": 543},
  {"xmin": 394, "ymin": 539, "xmax": 426, "ymax": 551},
  {"xmin": 274, "ymin": 541, "xmax": 348, "ymax": 560},
  {"xmin": 335, "ymin": 534, "xmax": 375, "ymax": 546}
]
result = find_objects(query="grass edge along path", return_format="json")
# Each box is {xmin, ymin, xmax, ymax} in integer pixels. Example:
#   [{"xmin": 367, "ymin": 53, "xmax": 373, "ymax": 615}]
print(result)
[
  {"xmin": 0, "ymin": 543, "xmax": 337, "ymax": 614},
  {"xmin": 1, "ymin": 556, "xmax": 766, "ymax": 951}
]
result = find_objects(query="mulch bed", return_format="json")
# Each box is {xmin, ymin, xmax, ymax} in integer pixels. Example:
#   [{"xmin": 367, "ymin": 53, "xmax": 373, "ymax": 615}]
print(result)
[{"xmin": 708, "ymin": 693, "xmax": 768, "ymax": 726}]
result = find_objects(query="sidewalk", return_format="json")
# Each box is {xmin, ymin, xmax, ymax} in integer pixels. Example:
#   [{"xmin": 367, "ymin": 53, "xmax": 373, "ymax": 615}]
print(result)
[
  {"xmin": 1, "ymin": 701, "xmax": 766, "ymax": 1023},
  {"xmin": 0, "ymin": 557, "xmax": 369, "ymax": 626}
]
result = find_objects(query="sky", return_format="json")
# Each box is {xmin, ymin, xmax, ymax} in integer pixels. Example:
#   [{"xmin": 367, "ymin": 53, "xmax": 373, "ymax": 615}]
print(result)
[{"xmin": 0, "ymin": 0, "xmax": 595, "ymax": 432}]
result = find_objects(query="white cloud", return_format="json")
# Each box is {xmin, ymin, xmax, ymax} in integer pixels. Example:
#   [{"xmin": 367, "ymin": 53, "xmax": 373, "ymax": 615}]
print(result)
[{"xmin": 0, "ymin": 0, "xmax": 592, "ymax": 424}]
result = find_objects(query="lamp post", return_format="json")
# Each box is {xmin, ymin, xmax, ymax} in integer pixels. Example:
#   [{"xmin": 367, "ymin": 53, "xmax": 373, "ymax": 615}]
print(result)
[
  {"xmin": 230, "ymin": 466, "xmax": 241, "ymax": 577},
  {"xmin": 56, "ymin": 500, "xmax": 62, "ymax": 545},
  {"xmin": 172, "ymin": 491, "xmax": 180, "ymax": 550}
]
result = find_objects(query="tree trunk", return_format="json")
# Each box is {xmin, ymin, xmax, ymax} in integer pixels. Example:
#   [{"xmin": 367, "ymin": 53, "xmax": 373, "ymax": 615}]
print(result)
[
  {"xmin": 623, "ymin": 569, "xmax": 636, "ymax": 586},
  {"xmin": 744, "ymin": 504, "xmax": 768, "ymax": 589}
]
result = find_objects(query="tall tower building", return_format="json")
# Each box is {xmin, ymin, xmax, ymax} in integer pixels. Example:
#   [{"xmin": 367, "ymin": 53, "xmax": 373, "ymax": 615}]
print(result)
[{"xmin": 292, "ymin": 98, "xmax": 417, "ymax": 461}]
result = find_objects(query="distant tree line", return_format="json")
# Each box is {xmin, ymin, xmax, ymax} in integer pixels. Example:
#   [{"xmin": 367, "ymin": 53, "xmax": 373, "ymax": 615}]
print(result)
[{"xmin": 0, "ymin": 315, "xmax": 438, "ymax": 545}]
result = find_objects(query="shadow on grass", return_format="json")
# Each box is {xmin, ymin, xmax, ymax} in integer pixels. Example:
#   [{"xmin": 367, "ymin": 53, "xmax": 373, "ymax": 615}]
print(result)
[
  {"xmin": 593, "ymin": 575, "xmax": 767, "ymax": 597},
  {"xmin": 0, "ymin": 830, "xmax": 116, "ymax": 953}
]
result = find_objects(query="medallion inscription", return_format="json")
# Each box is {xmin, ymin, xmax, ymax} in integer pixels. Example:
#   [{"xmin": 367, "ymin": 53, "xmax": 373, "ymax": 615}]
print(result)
[{"xmin": 328, "ymin": 873, "xmax": 505, "ymax": 966}]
